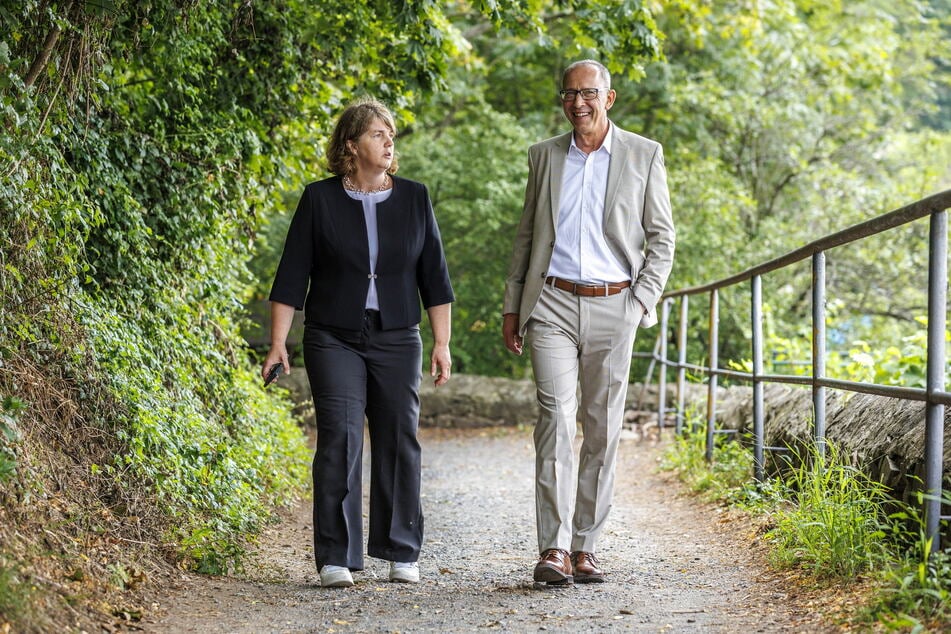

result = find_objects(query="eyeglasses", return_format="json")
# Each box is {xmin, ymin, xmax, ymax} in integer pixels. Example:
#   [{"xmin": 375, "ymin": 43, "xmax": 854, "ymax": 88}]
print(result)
[{"xmin": 558, "ymin": 88, "xmax": 604, "ymax": 102}]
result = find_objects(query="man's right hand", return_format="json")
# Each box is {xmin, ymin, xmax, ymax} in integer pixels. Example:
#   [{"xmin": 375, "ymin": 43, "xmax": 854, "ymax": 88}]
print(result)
[{"xmin": 502, "ymin": 313, "xmax": 523, "ymax": 355}]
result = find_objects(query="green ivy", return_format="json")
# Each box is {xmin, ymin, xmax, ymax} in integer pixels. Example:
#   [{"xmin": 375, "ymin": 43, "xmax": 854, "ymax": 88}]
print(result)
[
  {"xmin": 0, "ymin": 1, "xmax": 665, "ymax": 578},
  {"xmin": 0, "ymin": 397, "xmax": 25, "ymax": 484}
]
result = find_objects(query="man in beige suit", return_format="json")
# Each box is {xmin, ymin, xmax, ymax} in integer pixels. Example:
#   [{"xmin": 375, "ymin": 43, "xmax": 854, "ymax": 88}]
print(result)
[{"xmin": 502, "ymin": 59, "xmax": 675, "ymax": 585}]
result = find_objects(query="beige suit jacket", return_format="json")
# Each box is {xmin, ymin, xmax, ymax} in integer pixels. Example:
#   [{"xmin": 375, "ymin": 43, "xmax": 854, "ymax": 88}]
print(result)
[{"xmin": 503, "ymin": 124, "xmax": 675, "ymax": 331}]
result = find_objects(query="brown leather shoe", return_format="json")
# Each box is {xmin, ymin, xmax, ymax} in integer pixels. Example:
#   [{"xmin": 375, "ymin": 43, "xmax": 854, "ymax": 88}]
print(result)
[
  {"xmin": 533, "ymin": 548, "xmax": 573, "ymax": 584},
  {"xmin": 570, "ymin": 551, "xmax": 604, "ymax": 583}
]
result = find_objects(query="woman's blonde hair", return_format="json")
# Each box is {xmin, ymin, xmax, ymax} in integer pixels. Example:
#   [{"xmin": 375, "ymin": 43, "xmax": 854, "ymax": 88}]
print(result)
[{"xmin": 326, "ymin": 97, "xmax": 399, "ymax": 176}]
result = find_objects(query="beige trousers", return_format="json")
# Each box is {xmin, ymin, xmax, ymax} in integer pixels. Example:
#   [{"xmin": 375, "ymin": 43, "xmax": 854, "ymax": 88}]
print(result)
[{"xmin": 525, "ymin": 283, "xmax": 641, "ymax": 554}]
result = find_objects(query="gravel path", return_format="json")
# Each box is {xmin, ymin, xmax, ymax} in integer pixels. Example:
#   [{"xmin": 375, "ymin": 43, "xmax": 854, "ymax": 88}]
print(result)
[{"xmin": 145, "ymin": 426, "xmax": 838, "ymax": 633}]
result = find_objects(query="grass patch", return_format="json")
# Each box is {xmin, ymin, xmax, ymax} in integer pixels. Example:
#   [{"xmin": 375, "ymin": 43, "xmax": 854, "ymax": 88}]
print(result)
[
  {"xmin": 660, "ymin": 423, "xmax": 752, "ymax": 500},
  {"xmin": 762, "ymin": 442, "xmax": 896, "ymax": 578},
  {"xmin": 0, "ymin": 557, "xmax": 32, "ymax": 624},
  {"xmin": 862, "ymin": 492, "xmax": 951, "ymax": 631},
  {"xmin": 660, "ymin": 417, "xmax": 951, "ymax": 630}
]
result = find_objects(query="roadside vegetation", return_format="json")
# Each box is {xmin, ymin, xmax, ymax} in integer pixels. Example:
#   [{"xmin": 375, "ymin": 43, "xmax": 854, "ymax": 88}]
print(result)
[
  {"xmin": 2, "ymin": 0, "xmax": 948, "ymax": 631},
  {"xmin": 661, "ymin": 420, "xmax": 951, "ymax": 631}
]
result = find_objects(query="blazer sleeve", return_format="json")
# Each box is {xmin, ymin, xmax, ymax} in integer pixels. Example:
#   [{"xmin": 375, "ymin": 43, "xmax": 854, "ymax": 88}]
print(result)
[
  {"xmin": 416, "ymin": 186, "xmax": 455, "ymax": 308},
  {"xmin": 632, "ymin": 144, "xmax": 675, "ymax": 315},
  {"xmin": 268, "ymin": 187, "xmax": 314, "ymax": 310},
  {"xmin": 502, "ymin": 148, "xmax": 539, "ymax": 315}
]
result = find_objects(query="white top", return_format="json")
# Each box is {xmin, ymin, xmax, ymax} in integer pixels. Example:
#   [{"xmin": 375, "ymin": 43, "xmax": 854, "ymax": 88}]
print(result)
[
  {"xmin": 547, "ymin": 125, "xmax": 629, "ymax": 284},
  {"xmin": 345, "ymin": 187, "xmax": 393, "ymax": 310}
]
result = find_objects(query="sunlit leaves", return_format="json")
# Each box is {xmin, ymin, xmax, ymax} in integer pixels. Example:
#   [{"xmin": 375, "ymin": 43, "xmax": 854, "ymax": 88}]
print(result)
[
  {"xmin": 625, "ymin": 0, "xmax": 951, "ymax": 372},
  {"xmin": 399, "ymin": 94, "xmax": 533, "ymax": 376}
]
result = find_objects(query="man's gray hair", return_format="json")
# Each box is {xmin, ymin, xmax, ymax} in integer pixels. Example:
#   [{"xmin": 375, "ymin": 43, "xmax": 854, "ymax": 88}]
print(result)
[{"xmin": 562, "ymin": 60, "xmax": 611, "ymax": 89}]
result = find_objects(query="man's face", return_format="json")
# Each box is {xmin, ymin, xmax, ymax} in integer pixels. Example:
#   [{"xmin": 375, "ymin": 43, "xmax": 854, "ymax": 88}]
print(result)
[{"xmin": 561, "ymin": 64, "xmax": 615, "ymax": 138}]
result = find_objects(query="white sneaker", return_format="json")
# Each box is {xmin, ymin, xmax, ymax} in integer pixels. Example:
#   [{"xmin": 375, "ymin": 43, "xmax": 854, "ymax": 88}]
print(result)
[
  {"xmin": 389, "ymin": 561, "xmax": 420, "ymax": 583},
  {"xmin": 319, "ymin": 564, "xmax": 354, "ymax": 588}
]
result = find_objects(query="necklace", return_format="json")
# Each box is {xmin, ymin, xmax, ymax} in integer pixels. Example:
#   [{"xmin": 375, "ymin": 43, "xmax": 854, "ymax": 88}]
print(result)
[{"xmin": 344, "ymin": 173, "xmax": 390, "ymax": 195}]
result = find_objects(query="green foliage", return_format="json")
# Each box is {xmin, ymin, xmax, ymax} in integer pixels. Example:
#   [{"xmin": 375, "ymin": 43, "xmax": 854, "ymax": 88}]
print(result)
[
  {"xmin": 825, "ymin": 314, "xmax": 950, "ymax": 388},
  {"xmin": 633, "ymin": 0, "xmax": 951, "ymax": 369},
  {"xmin": 762, "ymin": 443, "xmax": 896, "ymax": 578},
  {"xmin": 660, "ymin": 409, "xmax": 752, "ymax": 500},
  {"xmin": 0, "ymin": 557, "xmax": 31, "ymax": 624},
  {"xmin": 864, "ymin": 490, "xmax": 951, "ymax": 630},
  {"xmin": 0, "ymin": 0, "xmax": 317, "ymax": 573},
  {"xmin": 398, "ymin": 93, "xmax": 535, "ymax": 376},
  {"xmin": 743, "ymin": 314, "xmax": 946, "ymax": 387},
  {"xmin": 875, "ymin": 545, "xmax": 951, "ymax": 630},
  {"xmin": 0, "ymin": 397, "xmax": 25, "ymax": 484},
  {"xmin": 85, "ymin": 302, "xmax": 310, "ymax": 572},
  {"xmin": 661, "ymin": 430, "xmax": 950, "ymax": 626}
]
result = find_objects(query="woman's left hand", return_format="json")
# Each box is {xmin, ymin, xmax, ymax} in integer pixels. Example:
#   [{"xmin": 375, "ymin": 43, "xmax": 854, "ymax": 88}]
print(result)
[{"xmin": 430, "ymin": 343, "xmax": 452, "ymax": 387}]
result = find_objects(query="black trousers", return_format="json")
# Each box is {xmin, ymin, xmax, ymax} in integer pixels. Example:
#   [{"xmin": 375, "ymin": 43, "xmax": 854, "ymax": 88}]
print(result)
[{"xmin": 303, "ymin": 310, "xmax": 424, "ymax": 571}]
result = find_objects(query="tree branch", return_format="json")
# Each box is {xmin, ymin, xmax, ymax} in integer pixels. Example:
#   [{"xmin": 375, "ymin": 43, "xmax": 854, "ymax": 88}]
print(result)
[{"xmin": 23, "ymin": 1, "xmax": 74, "ymax": 89}]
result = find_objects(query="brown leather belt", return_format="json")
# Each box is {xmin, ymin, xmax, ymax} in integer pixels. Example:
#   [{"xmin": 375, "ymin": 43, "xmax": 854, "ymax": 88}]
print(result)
[{"xmin": 545, "ymin": 276, "xmax": 631, "ymax": 297}]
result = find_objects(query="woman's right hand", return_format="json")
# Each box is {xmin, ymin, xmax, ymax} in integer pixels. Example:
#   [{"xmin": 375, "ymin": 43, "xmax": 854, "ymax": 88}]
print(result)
[{"xmin": 261, "ymin": 345, "xmax": 290, "ymax": 382}]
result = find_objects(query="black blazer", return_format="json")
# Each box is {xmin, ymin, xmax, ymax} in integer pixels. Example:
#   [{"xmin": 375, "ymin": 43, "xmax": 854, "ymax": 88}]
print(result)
[{"xmin": 269, "ymin": 175, "xmax": 454, "ymax": 331}]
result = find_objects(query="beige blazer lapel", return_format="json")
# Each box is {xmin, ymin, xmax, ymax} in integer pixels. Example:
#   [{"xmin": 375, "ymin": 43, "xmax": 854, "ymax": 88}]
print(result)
[
  {"xmin": 604, "ymin": 125, "xmax": 628, "ymax": 228},
  {"xmin": 548, "ymin": 134, "xmax": 570, "ymax": 225}
]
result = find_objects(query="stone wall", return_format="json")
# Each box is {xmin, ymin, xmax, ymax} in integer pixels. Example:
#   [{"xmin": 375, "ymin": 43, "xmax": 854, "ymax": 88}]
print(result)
[
  {"xmin": 417, "ymin": 375, "xmax": 673, "ymax": 428},
  {"xmin": 418, "ymin": 375, "xmax": 950, "ymax": 506},
  {"xmin": 283, "ymin": 371, "xmax": 950, "ymax": 504}
]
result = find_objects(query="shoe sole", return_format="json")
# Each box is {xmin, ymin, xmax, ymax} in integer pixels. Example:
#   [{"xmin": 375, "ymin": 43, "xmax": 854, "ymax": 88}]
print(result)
[
  {"xmin": 389, "ymin": 576, "xmax": 419, "ymax": 583},
  {"xmin": 533, "ymin": 565, "xmax": 573, "ymax": 584},
  {"xmin": 574, "ymin": 574, "xmax": 605, "ymax": 583},
  {"xmin": 532, "ymin": 577, "xmax": 574, "ymax": 590}
]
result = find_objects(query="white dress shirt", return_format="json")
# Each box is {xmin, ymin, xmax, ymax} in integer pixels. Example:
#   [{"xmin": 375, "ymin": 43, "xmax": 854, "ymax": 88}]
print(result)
[{"xmin": 547, "ymin": 125, "xmax": 629, "ymax": 284}]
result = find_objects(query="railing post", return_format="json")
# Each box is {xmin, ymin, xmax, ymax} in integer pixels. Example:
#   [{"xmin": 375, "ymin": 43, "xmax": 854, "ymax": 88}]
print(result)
[
  {"xmin": 676, "ymin": 295, "xmax": 688, "ymax": 435},
  {"xmin": 812, "ymin": 252, "xmax": 827, "ymax": 457},
  {"xmin": 752, "ymin": 275, "xmax": 765, "ymax": 482},
  {"xmin": 657, "ymin": 299, "xmax": 670, "ymax": 430},
  {"xmin": 706, "ymin": 289, "xmax": 719, "ymax": 462},
  {"xmin": 925, "ymin": 210, "xmax": 947, "ymax": 551}
]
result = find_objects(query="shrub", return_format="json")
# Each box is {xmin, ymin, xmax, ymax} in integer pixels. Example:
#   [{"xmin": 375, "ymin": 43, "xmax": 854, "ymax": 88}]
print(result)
[
  {"xmin": 661, "ymin": 409, "xmax": 752, "ymax": 500},
  {"xmin": 764, "ymin": 442, "xmax": 896, "ymax": 578}
]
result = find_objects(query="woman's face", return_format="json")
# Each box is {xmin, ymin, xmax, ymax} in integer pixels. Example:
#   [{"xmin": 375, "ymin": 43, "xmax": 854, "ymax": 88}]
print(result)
[{"xmin": 348, "ymin": 117, "xmax": 395, "ymax": 174}]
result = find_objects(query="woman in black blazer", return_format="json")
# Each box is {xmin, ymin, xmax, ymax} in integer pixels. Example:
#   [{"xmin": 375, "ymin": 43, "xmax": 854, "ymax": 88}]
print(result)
[{"xmin": 262, "ymin": 98, "xmax": 454, "ymax": 588}]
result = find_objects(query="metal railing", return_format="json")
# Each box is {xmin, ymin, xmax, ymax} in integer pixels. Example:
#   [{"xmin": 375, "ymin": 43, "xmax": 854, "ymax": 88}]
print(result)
[{"xmin": 644, "ymin": 189, "xmax": 951, "ymax": 550}]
